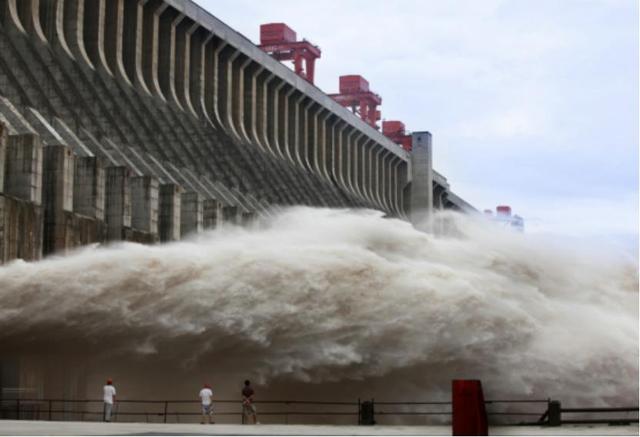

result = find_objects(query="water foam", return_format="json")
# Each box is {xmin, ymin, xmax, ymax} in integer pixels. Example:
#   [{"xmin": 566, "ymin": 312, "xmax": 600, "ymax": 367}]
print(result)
[{"xmin": 0, "ymin": 207, "xmax": 636, "ymax": 406}]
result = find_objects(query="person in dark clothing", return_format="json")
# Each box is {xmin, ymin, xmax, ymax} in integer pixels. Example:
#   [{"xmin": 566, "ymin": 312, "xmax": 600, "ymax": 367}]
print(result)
[{"xmin": 241, "ymin": 380, "xmax": 258, "ymax": 424}]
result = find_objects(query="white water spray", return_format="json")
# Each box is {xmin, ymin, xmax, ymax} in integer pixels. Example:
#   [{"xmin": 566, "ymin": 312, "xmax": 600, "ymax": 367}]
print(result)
[{"xmin": 0, "ymin": 207, "xmax": 637, "ymax": 406}]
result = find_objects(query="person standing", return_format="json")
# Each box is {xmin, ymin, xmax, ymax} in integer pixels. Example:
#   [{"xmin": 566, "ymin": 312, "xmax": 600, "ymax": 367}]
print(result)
[
  {"xmin": 103, "ymin": 379, "xmax": 116, "ymax": 422},
  {"xmin": 241, "ymin": 380, "xmax": 258, "ymax": 424},
  {"xmin": 199, "ymin": 384, "xmax": 214, "ymax": 424}
]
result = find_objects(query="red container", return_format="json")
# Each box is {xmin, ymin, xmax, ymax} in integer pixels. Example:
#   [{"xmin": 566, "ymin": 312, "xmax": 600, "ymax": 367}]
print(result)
[
  {"xmin": 496, "ymin": 205, "xmax": 512, "ymax": 216},
  {"xmin": 260, "ymin": 23, "xmax": 297, "ymax": 45},
  {"xmin": 339, "ymin": 75, "xmax": 369, "ymax": 94},
  {"xmin": 382, "ymin": 120, "xmax": 405, "ymax": 136}
]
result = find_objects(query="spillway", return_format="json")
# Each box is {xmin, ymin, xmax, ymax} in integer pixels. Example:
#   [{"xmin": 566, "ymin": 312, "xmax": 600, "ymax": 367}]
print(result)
[{"xmin": 0, "ymin": 208, "xmax": 636, "ymax": 419}]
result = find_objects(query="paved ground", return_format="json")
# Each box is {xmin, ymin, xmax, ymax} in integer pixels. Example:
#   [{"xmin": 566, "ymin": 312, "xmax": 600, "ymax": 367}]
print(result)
[{"xmin": 0, "ymin": 420, "xmax": 638, "ymax": 436}]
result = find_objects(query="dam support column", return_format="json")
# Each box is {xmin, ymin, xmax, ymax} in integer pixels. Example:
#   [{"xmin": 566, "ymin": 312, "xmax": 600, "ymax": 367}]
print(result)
[
  {"xmin": 1, "ymin": 133, "xmax": 44, "ymax": 262},
  {"xmin": 130, "ymin": 175, "xmax": 159, "ymax": 242},
  {"xmin": 105, "ymin": 166, "xmax": 132, "ymax": 241},
  {"xmin": 159, "ymin": 183, "xmax": 181, "ymax": 242},
  {"xmin": 221, "ymin": 205, "xmax": 239, "ymax": 224},
  {"xmin": 203, "ymin": 198, "xmax": 220, "ymax": 229},
  {"xmin": 42, "ymin": 145, "xmax": 75, "ymax": 255},
  {"xmin": 432, "ymin": 184, "xmax": 447, "ymax": 235},
  {"xmin": 180, "ymin": 191, "xmax": 203, "ymax": 237},
  {"xmin": 0, "ymin": 123, "xmax": 6, "ymax": 194},
  {"xmin": 74, "ymin": 156, "xmax": 107, "ymax": 245},
  {"xmin": 0, "ymin": 125, "xmax": 5, "ymax": 260},
  {"xmin": 409, "ymin": 131, "xmax": 433, "ymax": 231},
  {"xmin": 4, "ymin": 134, "xmax": 43, "ymax": 205},
  {"xmin": 74, "ymin": 157, "xmax": 105, "ymax": 221}
]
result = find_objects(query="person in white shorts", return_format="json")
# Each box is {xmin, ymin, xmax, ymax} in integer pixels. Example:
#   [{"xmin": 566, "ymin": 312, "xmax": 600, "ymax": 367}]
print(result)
[
  {"xmin": 103, "ymin": 379, "xmax": 116, "ymax": 422},
  {"xmin": 199, "ymin": 384, "xmax": 214, "ymax": 424}
]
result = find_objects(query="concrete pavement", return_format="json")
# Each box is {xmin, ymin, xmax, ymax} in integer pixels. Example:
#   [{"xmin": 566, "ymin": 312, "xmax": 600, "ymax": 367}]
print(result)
[{"xmin": 0, "ymin": 420, "xmax": 638, "ymax": 435}]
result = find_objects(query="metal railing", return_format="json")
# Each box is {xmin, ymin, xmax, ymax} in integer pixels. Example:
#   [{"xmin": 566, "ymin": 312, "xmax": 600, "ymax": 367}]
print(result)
[
  {"xmin": 0, "ymin": 397, "xmax": 637, "ymax": 426},
  {"xmin": 554, "ymin": 403, "xmax": 639, "ymax": 426},
  {"xmin": 0, "ymin": 398, "xmax": 360, "ymax": 424},
  {"xmin": 484, "ymin": 399, "xmax": 551, "ymax": 424}
]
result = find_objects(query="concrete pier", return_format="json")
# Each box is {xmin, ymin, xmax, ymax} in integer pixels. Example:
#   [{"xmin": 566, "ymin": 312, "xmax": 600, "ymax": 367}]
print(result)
[
  {"xmin": 159, "ymin": 183, "xmax": 182, "ymax": 241},
  {"xmin": 130, "ymin": 175, "xmax": 159, "ymax": 238},
  {"xmin": 0, "ymin": 133, "xmax": 44, "ymax": 261},
  {"xmin": 409, "ymin": 132, "xmax": 433, "ymax": 229},
  {"xmin": 221, "ymin": 204, "xmax": 239, "ymax": 224},
  {"xmin": 42, "ymin": 144, "xmax": 75, "ymax": 255},
  {"xmin": 242, "ymin": 210, "xmax": 256, "ymax": 225},
  {"xmin": 0, "ymin": 194, "xmax": 43, "ymax": 262},
  {"xmin": 4, "ymin": 134, "xmax": 43, "ymax": 205},
  {"xmin": 0, "ymin": 122, "xmax": 6, "ymax": 193},
  {"xmin": 73, "ymin": 156, "xmax": 105, "ymax": 221},
  {"xmin": 180, "ymin": 191, "xmax": 203, "ymax": 236},
  {"xmin": 104, "ymin": 166, "xmax": 132, "ymax": 241},
  {"xmin": 203, "ymin": 198, "xmax": 221, "ymax": 229}
]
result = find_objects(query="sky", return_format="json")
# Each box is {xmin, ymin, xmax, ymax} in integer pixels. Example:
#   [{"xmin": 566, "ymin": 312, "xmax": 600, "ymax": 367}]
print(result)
[{"xmin": 195, "ymin": 0, "xmax": 638, "ymax": 248}]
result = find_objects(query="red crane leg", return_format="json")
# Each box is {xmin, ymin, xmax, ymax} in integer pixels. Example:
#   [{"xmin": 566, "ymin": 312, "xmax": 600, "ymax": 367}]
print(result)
[
  {"xmin": 305, "ymin": 57, "xmax": 316, "ymax": 84},
  {"xmin": 359, "ymin": 100, "xmax": 367, "ymax": 122},
  {"xmin": 293, "ymin": 53, "xmax": 304, "ymax": 77}
]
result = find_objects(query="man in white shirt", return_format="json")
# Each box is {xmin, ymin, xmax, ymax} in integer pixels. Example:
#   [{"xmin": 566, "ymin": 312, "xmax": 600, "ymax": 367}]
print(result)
[
  {"xmin": 199, "ymin": 384, "xmax": 214, "ymax": 424},
  {"xmin": 103, "ymin": 379, "xmax": 116, "ymax": 422}
]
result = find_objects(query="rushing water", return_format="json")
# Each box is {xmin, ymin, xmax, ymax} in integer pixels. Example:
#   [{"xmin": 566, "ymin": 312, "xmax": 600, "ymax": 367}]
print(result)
[{"xmin": 0, "ymin": 207, "xmax": 637, "ymax": 407}]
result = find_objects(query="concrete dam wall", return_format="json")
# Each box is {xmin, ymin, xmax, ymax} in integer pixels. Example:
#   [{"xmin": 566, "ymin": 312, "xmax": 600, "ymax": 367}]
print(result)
[{"xmin": 0, "ymin": 0, "xmax": 474, "ymax": 263}]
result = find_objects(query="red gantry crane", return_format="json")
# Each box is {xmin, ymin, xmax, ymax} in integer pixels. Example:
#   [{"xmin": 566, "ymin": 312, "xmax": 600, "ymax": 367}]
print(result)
[
  {"xmin": 258, "ymin": 24, "xmax": 408, "ymax": 148},
  {"xmin": 329, "ymin": 75, "xmax": 382, "ymax": 129},
  {"xmin": 382, "ymin": 120, "xmax": 412, "ymax": 151},
  {"xmin": 258, "ymin": 23, "xmax": 321, "ymax": 84}
]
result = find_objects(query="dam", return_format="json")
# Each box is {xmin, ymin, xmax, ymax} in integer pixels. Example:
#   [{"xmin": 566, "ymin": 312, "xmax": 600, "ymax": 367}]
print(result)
[
  {"xmin": 0, "ymin": 0, "xmax": 474, "ymax": 263},
  {"xmin": 0, "ymin": 0, "xmax": 637, "ymax": 430}
]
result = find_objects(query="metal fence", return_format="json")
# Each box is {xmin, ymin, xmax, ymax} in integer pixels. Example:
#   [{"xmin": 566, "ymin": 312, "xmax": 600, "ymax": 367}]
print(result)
[
  {"xmin": 0, "ymin": 397, "xmax": 637, "ymax": 426},
  {"xmin": 554, "ymin": 404, "xmax": 638, "ymax": 426}
]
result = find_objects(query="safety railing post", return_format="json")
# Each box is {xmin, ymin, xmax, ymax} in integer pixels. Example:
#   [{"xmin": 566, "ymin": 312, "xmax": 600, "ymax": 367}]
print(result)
[
  {"xmin": 16, "ymin": 399, "xmax": 20, "ymax": 420},
  {"xmin": 371, "ymin": 398, "xmax": 375, "ymax": 425},
  {"xmin": 548, "ymin": 400, "xmax": 562, "ymax": 426},
  {"xmin": 357, "ymin": 398, "xmax": 361, "ymax": 425},
  {"xmin": 48, "ymin": 399, "xmax": 52, "ymax": 421},
  {"xmin": 163, "ymin": 401, "xmax": 168, "ymax": 423}
]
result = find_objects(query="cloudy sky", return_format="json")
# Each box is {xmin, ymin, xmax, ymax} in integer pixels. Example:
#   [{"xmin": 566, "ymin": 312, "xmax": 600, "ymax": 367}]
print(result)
[{"xmin": 196, "ymin": 0, "xmax": 638, "ymax": 246}]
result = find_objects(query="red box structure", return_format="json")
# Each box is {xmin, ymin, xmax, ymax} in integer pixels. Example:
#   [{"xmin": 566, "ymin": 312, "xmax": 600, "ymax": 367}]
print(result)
[
  {"xmin": 496, "ymin": 205, "xmax": 512, "ymax": 216},
  {"xmin": 339, "ymin": 75, "xmax": 370, "ymax": 94},
  {"xmin": 329, "ymin": 75, "xmax": 381, "ymax": 128},
  {"xmin": 258, "ymin": 23, "xmax": 321, "ymax": 84},
  {"xmin": 382, "ymin": 120, "xmax": 412, "ymax": 151},
  {"xmin": 452, "ymin": 380, "xmax": 488, "ymax": 436},
  {"xmin": 382, "ymin": 120, "xmax": 405, "ymax": 136},
  {"xmin": 260, "ymin": 23, "xmax": 297, "ymax": 44}
]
